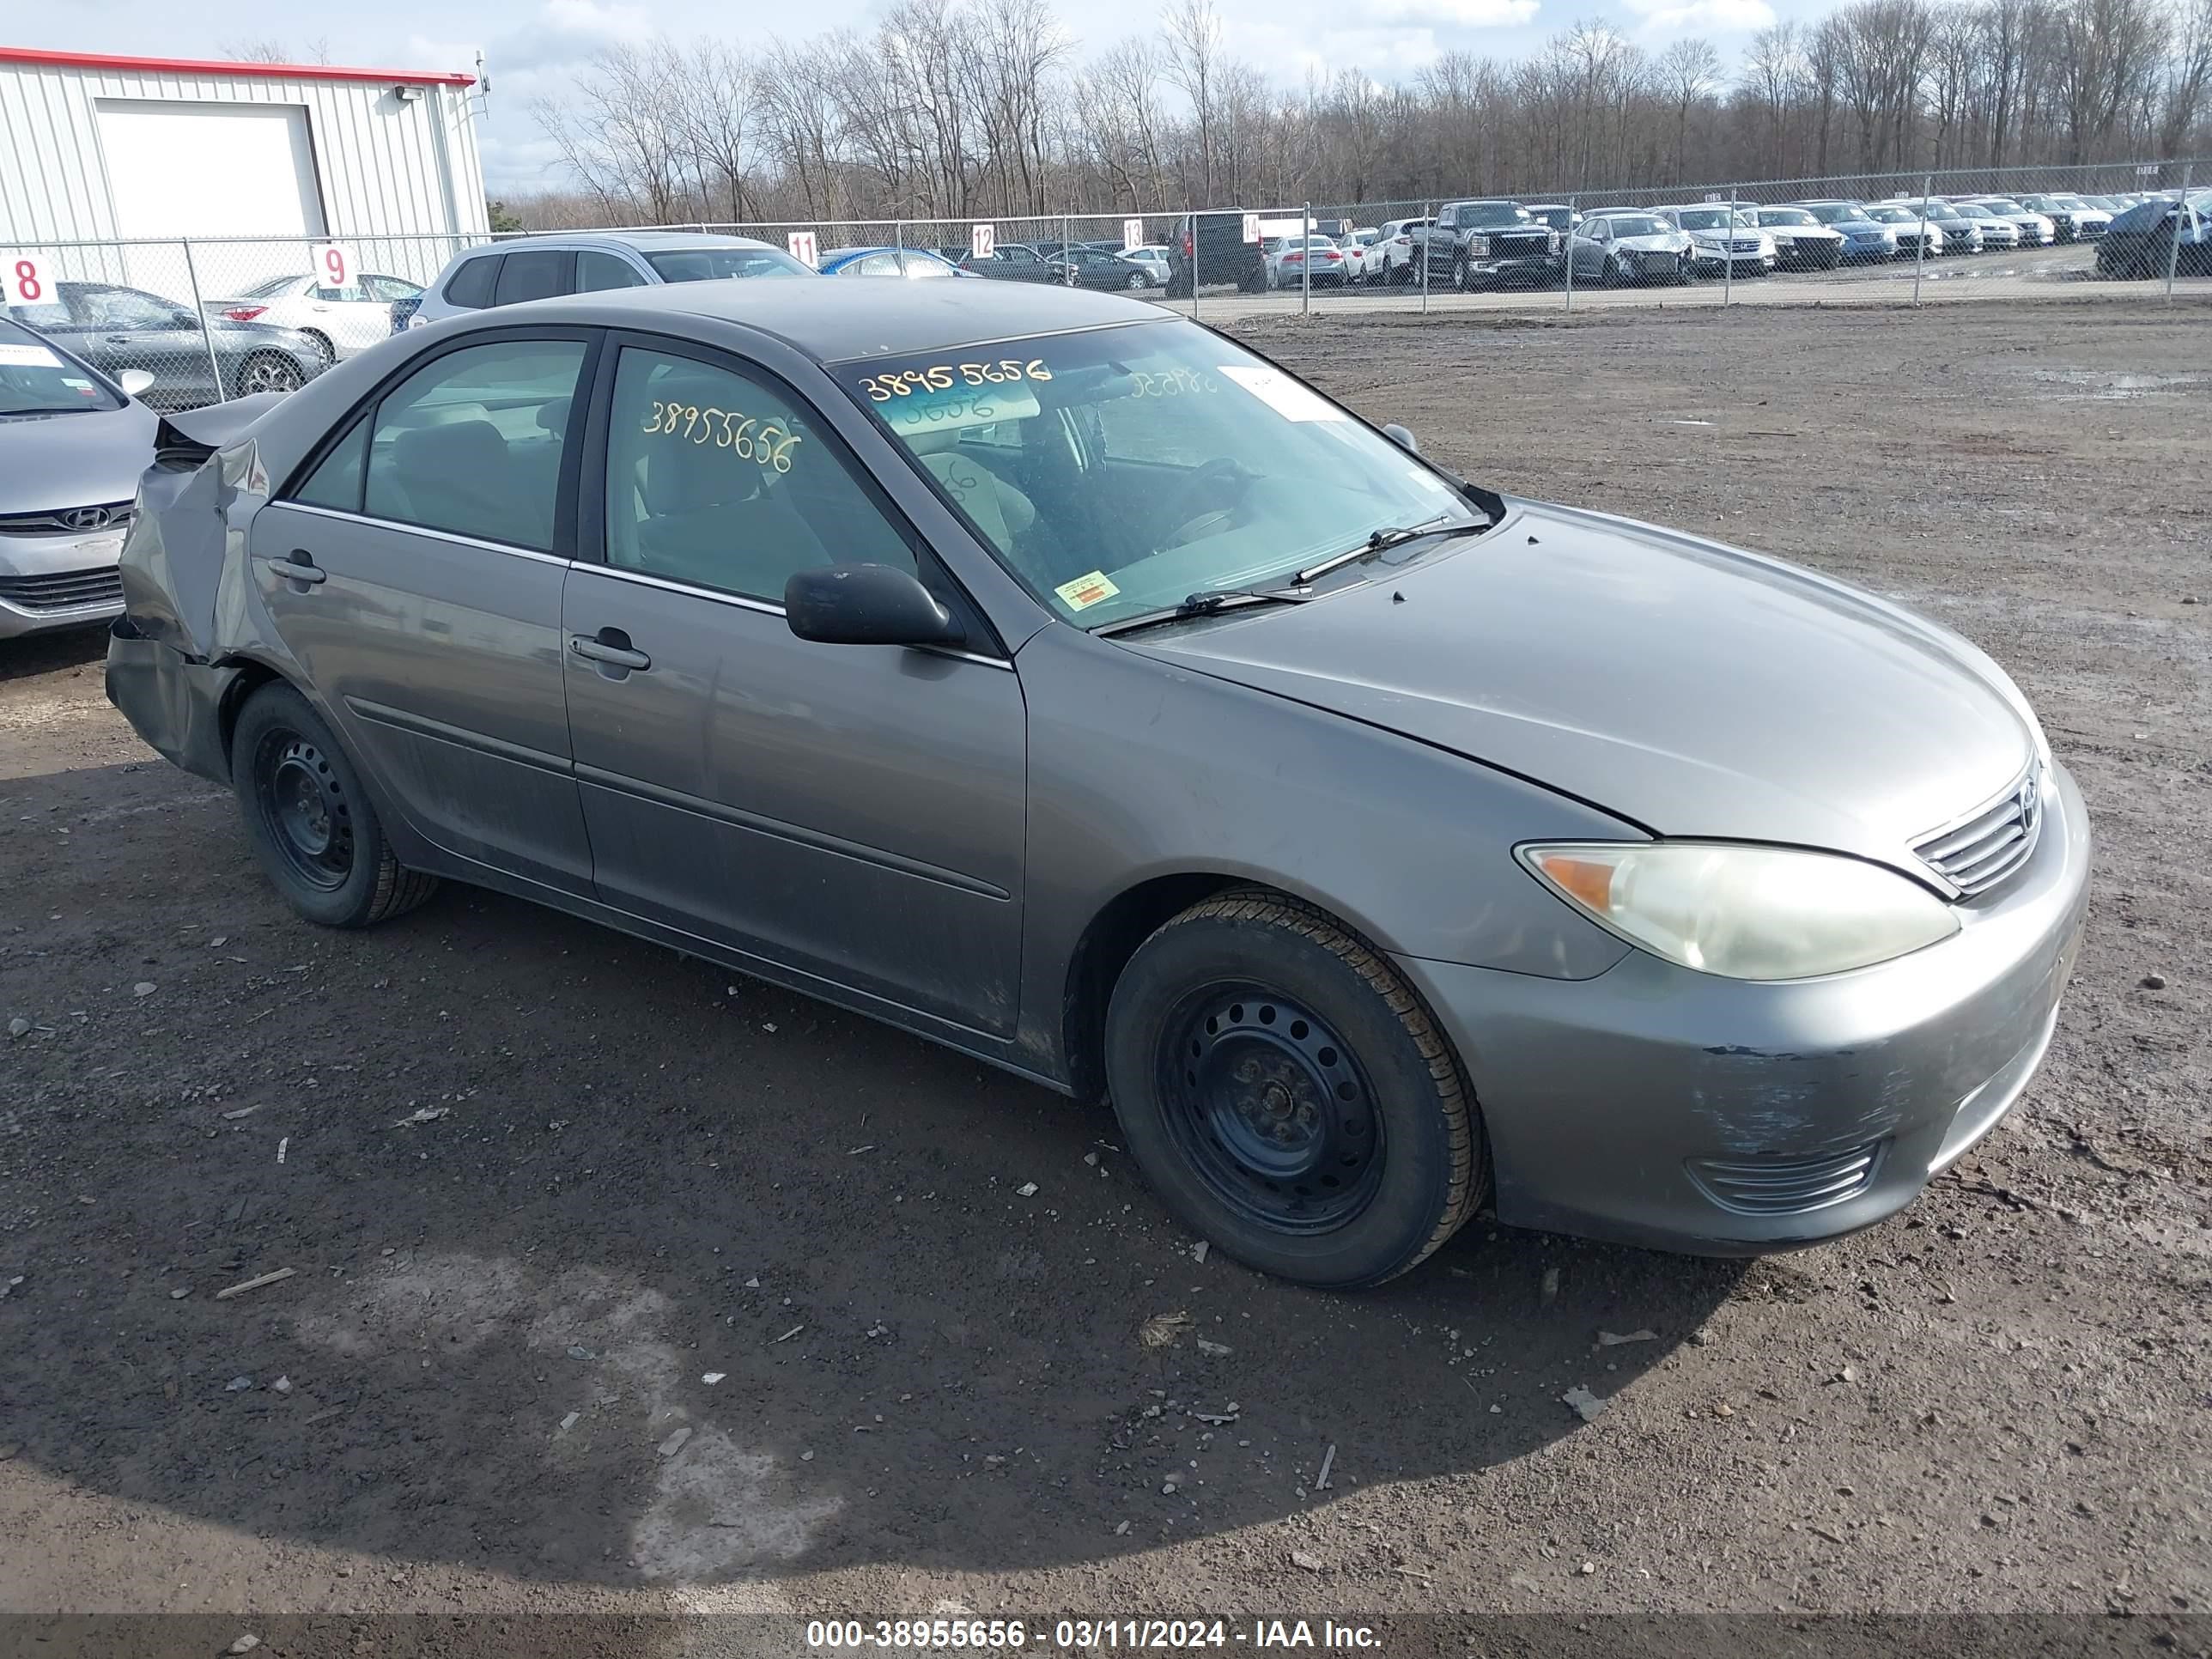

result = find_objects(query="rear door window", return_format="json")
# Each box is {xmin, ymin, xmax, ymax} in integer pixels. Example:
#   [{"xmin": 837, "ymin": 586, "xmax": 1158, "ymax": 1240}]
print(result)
[
  {"xmin": 443, "ymin": 256, "xmax": 500, "ymax": 309},
  {"xmin": 362, "ymin": 338, "xmax": 589, "ymax": 550},
  {"xmin": 493, "ymin": 250, "xmax": 574, "ymax": 307},
  {"xmin": 577, "ymin": 251, "xmax": 649, "ymax": 292}
]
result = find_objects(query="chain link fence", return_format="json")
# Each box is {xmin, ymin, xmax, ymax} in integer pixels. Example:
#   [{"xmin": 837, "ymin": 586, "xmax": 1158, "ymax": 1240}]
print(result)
[{"xmin": 3, "ymin": 159, "xmax": 2201, "ymax": 411}]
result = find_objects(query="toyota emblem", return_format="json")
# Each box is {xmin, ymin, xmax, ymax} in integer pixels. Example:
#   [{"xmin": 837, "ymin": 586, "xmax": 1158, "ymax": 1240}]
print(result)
[{"xmin": 64, "ymin": 507, "xmax": 113, "ymax": 531}]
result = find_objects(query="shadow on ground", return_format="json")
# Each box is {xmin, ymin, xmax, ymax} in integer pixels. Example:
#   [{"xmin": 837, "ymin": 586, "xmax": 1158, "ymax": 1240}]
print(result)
[{"xmin": 0, "ymin": 754, "xmax": 1739, "ymax": 1588}]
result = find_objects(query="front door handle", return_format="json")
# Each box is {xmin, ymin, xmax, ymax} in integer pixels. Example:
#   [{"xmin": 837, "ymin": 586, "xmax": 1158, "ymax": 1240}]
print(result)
[
  {"xmin": 570, "ymin": 631, "xmax": 651, "ymax": 673},
  {"xmin": 260, "ymin": 550, "xmax": 326, "ymax": 586}
]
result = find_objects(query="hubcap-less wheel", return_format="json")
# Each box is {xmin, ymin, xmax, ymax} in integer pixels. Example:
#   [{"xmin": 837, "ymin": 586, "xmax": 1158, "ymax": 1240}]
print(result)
[
  {"xmin": 239, "ymin": 355, "xmax": 304, "ymax": 396},
  {"xmin": 253, "ymin": 728, "xmax": 355, "ymax": 892},
  {"xmin": 1158, "ymin": 986, "xmax": 1384, "ymax": 1232}
]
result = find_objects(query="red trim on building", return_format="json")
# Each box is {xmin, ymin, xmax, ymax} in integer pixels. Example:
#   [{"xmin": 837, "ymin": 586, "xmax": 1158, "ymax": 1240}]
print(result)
[{"xmin": 0, "ymin": 46, "xmax": 474, "ymax": 88}]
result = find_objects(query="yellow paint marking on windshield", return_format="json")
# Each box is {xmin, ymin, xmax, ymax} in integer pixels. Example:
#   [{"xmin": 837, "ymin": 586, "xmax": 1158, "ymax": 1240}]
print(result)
[{"xmin": 1054, "ymin": 570, "xmax": 1121, "ymax": 611}]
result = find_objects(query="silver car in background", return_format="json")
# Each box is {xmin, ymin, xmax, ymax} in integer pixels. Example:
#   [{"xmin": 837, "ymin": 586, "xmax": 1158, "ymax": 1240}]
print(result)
[
  {"xmin": 412, "ymin": 232, "xmax": 814, "ymax": 328},
  {"xmin": 1657, "ymin": 205, "xmax": 1778, "ymax": 275},
  {"xmin": 1967, "ymin": 198, "xmax": 2058, "ymax": 246},
  {"xmin": 103, "ymin": 282, "xmax": 2090, "ymax": 1289},
  {"xmin": 0, "ymin": 318, "xmax": 159, "ymax": 639},
  {"xmin": 1568, "ymin": 213, "xmax": 1693, "ymax": 285}
]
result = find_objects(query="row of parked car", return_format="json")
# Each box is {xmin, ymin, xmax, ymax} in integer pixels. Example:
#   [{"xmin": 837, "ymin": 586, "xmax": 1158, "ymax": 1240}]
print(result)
[{"xmin": 1230, "ymin": 188, "xmax": 2182, "ymax": 292}]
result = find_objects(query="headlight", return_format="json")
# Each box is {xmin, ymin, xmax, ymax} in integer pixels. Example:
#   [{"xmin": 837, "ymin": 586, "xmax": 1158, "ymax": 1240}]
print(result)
[
  {"xmin": 1466, "ymin": 234, "xmax": 1490, "ymax": 256},
  {"xmin": 1517, "ymin": 842, "xmax": 1958, "ymax": 981}
]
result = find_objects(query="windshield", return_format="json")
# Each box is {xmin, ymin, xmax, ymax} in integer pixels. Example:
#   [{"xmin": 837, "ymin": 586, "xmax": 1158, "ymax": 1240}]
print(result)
[
  {"xmin": 837, "ymin": 320, "xmax": 1491, "ymax": 631},
  {"xmin": 236, "ymin": 274, "xmax": 305, "ymax": 298},
  {"xmin": 1456, "ymin": 203, "xmax": 1528, "ymax": 227},
  {"xmin": 1676, "ymin": 208, "xmax": 1753, "ymax": 231},
  {"xmin": 1980, "ymin": 199, "xmax": 2027, "ymax": 214},
  {"xmin": 1599, "ymin": 216, "xmax": 1669, "ymax": 237},
  {"xmin": 1760, "ymin": 209, "xmax": 1818, "ymax": 227},
  {"xmin": 1800, "ymin": 204, "xmax": 1854, "ymax": 223},
  {"xmin": 646, "ymin": 246, "xmax": 813, "ymax": 282},
  {"xmin": 0, "ymin": 320, "xmax": 120, "ymax": 416}
]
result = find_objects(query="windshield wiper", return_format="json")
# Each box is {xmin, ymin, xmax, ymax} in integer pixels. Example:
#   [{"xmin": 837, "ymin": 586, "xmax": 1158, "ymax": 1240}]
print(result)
[
  {"xmin": 1092, "ymin": 585, "xmax": 1314, "ymax": 639},
  {"xmin": 1295, "ymin": 515, "xmax": 1488, "ymax": 584}
]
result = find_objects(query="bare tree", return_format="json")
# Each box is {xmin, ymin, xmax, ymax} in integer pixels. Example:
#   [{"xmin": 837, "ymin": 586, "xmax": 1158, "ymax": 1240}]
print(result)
[
  {"xmin": 1161, "ymin": 0, "xmax": 1224, "ymax": 202},
  {"xmin": 222, "ymin": 37, "xmax": 331, "ymax": 65},
  {"xmin": 1657, "ymin": 38, "xmax": 1722, "ymax": 182},
  {"xmin": 532, "ymin": 43, "xmax": 690, "ymax": 224}
]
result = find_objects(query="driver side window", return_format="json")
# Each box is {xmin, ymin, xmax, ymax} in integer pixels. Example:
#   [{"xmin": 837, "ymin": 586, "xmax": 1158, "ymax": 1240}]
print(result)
[{"xmin": 603, "ymin": 347, "xmax": 915, "ymax": 603}]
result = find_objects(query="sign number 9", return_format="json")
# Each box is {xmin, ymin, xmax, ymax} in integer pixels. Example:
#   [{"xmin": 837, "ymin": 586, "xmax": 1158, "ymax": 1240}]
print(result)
[{"xmin": 313, "ymin": 243, "xmax": 355, "ymax": 289}]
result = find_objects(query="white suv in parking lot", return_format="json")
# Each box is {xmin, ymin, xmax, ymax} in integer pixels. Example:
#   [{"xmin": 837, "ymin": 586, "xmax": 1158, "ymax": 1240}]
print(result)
[{"xmin": 410, "ymin": 233, "xmax": 814, "ymax": 328}]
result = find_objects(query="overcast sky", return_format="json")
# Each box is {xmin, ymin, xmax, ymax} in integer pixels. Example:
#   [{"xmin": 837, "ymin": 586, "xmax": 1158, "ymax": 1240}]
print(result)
[{"xmin": 23, "ymin": 0, "xmax": 1795, "ymax": 193}]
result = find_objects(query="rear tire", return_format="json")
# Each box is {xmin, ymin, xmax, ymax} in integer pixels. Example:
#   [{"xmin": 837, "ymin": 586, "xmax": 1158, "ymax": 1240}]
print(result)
[
  {"xmin": 230, "ymin": 683, "xmax": 437, "ymax": 929},
  {"xmin": 301, "ymin": 330, "xmax": 336, "ymax": 369},
  {"xmin": 1104, "ymin": 889, "xmax": 1482, "ymax": 1288}
]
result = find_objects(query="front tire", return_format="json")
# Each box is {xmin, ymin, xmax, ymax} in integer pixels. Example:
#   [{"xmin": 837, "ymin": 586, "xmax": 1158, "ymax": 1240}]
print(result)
[
  {"xmin": 231, "ymin": 683, "xmax": 438, "ymax": 928},
  {"xmin": 1104, "ymin": 890, "xmax": 1482, "ymax": 1288}
]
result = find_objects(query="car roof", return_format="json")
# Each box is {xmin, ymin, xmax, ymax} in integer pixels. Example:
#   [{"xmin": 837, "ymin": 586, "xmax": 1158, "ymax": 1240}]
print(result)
[
  {"xmin": 465, "ymin": 232, "xmax": 781, "ymax": 256},
  {"xmin": 507, "ymin": 278, "xmax": 1166, "ymax": 364}
]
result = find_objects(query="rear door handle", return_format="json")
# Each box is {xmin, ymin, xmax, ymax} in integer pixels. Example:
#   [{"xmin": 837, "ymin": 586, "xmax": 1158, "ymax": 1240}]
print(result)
[
  {"xmin": 260, "ymin": 550, "xmax": 326, "ymax": 586},
  {"xmin": 570, "ymin": 632, "xmax": 651, "ymax": 672}
]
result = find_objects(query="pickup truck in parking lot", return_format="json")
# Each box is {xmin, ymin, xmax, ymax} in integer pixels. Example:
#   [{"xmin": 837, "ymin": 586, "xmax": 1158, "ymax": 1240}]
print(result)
[{"xmin": 1418, "ymin": 200, "xmax": 1565, "ymax": 290}]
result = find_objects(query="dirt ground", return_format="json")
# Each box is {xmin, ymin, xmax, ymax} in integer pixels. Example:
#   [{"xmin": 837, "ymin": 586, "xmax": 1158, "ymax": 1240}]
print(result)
[{"xmin": 1, "ymin": 302, "xmax": 2206, "ymax": 1648}]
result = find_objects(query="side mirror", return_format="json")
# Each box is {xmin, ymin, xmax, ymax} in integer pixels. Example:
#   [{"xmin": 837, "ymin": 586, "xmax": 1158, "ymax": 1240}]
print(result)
[
  {"xmin": 785, "ymin": 563, "xmax": 964, "ymax": 648},
  {"xmin": 1382, "ymin": 422, "xmax": 1419, "ymax": 455},
  {"xmin": 118, "ymin": 368, "xmax": 155, "ymax": 399}
]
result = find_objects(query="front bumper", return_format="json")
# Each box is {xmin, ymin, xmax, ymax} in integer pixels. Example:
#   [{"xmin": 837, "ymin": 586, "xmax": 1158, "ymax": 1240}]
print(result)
[
  {"xmin": 1396, "ymin": 760, "xmax": 2092, "ymax": 1255},
  {"xmin": 0, "ymin": 526, "xmax": 128, "ymax": 641}
]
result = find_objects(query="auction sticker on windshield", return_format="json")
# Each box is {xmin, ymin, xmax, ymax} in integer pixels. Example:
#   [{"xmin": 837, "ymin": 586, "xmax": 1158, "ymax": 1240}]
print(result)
[
  {"xmin": 0, "ymin": 342, "xmax": 63, "ymax": 369},
  {"xmin": 1054, "ymin": 570, "xmax": 1120, "ymax": 610},
  {"xmin": 1218, "ymin": 364, "xmax": 1346, "ymax": 422}
]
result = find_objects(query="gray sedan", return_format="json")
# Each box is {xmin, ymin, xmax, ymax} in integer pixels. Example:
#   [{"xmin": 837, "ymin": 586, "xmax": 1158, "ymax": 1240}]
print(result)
[
  {"xmin": 8, "ymin": 282, "xmax": 325, "ymax": 406},
  {"xmin": 0, "ymin": 317, "xmax": 158, "ymax": 639},
  {"xmin": 103, "ymin": 282, "xmax": 2090, "ymax": 1288}
]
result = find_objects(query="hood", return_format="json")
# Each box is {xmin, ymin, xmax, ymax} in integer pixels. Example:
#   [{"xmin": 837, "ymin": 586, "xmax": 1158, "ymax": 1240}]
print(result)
[
  {"xmin": 1127, "ymin": 501, "xmax": 2036, "ymax": 878},
  {"xmin": 1612, "ymin": 234, "xmax": 1689, "ymax": 252},
  {"xmin": 0, "ymin": 401, "xmax": 159, "ymax": 514}
]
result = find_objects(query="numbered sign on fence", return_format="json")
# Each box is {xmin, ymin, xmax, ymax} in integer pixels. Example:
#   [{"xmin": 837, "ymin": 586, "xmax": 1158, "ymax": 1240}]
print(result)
[
  {"xmin": 1704, "ymin": 192, "xmax": 1724, "ymax": 204},
  {"xmin": 1123, "ymin": 218, "xmax": 1144, "ymax": 251},
  {"xmin": 970, "ymin": 223, "xmax": 995, "ymax": 259},
  {"xmin": 787, "ymin": 229, "xmax": 819, "ymax": 269},
  {"xmin": 1241, "ymin": 212, "xmax": 1261, "ymax": 244},
  {"xmin": 312, "ymin": 242, "xmax": 356, "ymax": 289},
  {"xmin": 2, "ymin": 251, "xmax": 52, "ymax": 308}
]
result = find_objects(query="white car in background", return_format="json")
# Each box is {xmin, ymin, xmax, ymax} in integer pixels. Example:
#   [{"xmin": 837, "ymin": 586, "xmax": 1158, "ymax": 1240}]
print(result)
[
  {"xmin": 1949, "ymin": 202, "xmax": 2023, "ymax": 249},
  {"xmin": 1119, "ymin": 245, "xmax": 1175, "ymax": 287},
  {"xmin": 204, "ymin": 272, "xmax": 423, "ymax": 365},
  {"xmin": 1338, "ymin": 228, "xmax": 1386, "ymax": 283},
  {"xmin": 1375, "ymin": 217, "xmax": 1433, "ymax": 283},
  {"xmin": 1967, "ymin": 198, "xmax": 2057, "ymax": 246}
]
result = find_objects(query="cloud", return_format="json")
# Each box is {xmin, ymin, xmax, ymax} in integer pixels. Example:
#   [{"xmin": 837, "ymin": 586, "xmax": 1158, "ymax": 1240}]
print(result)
[
  {"xmin": 1619, "ymin": 0, "xmax": 1776, "ymax": 32},
  {"xmin": 1367, "ymin": 0, "xmax": 1541, "ymax": 25}
]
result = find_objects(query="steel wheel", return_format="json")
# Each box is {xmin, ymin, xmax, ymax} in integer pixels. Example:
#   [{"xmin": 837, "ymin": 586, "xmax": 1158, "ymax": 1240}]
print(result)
[
  {"xmin": 237, "ymin": 353, "xmax": 305, "ymax": 397},
  {"xmin": 1155, "ymin": 983, "xmax": 1386, "ymax": 1234},
  {"xmin": 250, "ymin": 726, "xmax": 356, "ymax": 893}
]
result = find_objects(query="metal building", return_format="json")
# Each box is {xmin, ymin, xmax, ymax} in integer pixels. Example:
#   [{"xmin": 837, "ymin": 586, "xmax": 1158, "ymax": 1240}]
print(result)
[{"xmin": 0, "ymin": 46, "xmax": 487, "ymax": 296}]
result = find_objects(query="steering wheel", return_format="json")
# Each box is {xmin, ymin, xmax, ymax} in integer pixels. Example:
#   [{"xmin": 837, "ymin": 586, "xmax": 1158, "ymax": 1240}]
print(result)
[{"xmin": 1163, "ymin": 458, "xmax": 1257, "ymax": 549}]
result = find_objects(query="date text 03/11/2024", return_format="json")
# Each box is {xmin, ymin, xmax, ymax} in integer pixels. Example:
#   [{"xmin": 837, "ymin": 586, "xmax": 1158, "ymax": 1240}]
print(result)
[{"xmin": 805, "ymin": 1619, "xmax": 1383, "ymax": 1650}]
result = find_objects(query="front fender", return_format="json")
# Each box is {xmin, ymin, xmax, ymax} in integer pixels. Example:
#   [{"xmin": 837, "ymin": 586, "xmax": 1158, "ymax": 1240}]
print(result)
[{"xmin": 1009, "ymin": 623, "xmax": 1637, "ymax": 1079}]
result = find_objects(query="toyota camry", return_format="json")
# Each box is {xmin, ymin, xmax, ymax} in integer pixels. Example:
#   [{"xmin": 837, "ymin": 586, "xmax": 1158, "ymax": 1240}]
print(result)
[{"xmin": 105, "ymin": 282, "xmax": 2090, "ymax": 1288}]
